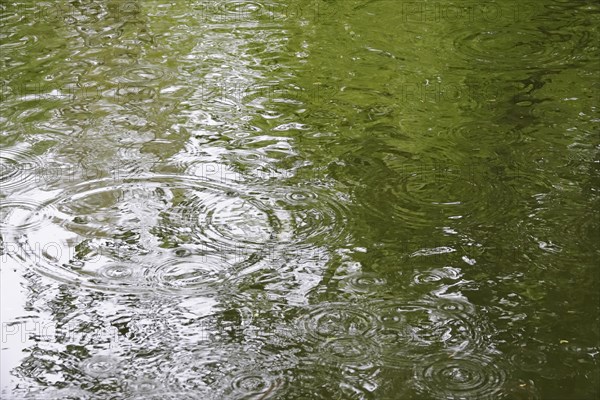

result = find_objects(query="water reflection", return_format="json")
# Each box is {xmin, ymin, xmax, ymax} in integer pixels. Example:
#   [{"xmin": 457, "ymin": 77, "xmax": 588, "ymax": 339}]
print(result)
[
  {"xmin": 414, "ymin": 352, "xmax": 508, "ymax": 399},
  {"xmin": 1, "ymin": 0, "xmax": 599, "ymax": 399}
]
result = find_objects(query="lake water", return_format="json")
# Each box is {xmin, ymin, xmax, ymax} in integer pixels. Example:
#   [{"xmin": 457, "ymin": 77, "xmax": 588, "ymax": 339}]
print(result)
[{"xmin": 1, "ymin": 1, "xmax": 599, "ymax": 399}]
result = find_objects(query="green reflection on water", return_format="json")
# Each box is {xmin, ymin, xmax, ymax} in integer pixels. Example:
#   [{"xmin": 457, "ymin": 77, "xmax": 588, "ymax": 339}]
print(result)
[{"xmin": 1, "ymin": 0, "xmax": 598, "ymax": 399}]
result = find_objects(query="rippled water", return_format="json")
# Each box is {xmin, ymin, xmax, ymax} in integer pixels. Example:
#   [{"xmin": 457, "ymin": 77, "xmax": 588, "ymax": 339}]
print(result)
[{"xmin": 1, "ymin": 0, "xmax": 599, "ymax": 399}]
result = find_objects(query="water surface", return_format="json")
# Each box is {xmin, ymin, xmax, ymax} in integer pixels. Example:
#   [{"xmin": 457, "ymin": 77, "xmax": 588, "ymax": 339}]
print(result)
[{"xmin": 1, "ymin": 1, "xmax": 599, "ymax": 399}]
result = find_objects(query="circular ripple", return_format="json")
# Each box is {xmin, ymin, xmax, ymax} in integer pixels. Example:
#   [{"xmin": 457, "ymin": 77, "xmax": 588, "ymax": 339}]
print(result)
[
  {"xmin": 283, "ymin": 190, "xmax": 318, "ymax": 204},
  {"xmin": 455, "ymin": 29, "xmax": 550, "ymax": 67},
  {"xmin": 377, "ymin": 302, "xmax": 421, "ymax": 330},
  {"xmin": 99, "ymin": 263, "xmax": 136, "ymax": 279},
  {"xmin": 34, "ymin": 247, "xmax": 234, "ymax": 295},
  {"xmin": 9, "ymin": 175, "xmax": 283, "ymax": 292},
  {"xmin": 214, "ymin": 0, "xmax": 265, "ymax": 22},
  {"xmin": 375, "ymin": 301, "xmax": 431, "ymax": 367},
  {"xmin": 412, "ymin": 266, "xmax": 462, "ymax": 285},
  {"xmin": 450, "ymin": 24, "xmax": 591, "ymax": 70},
  {"xmin": 226, "ymin": 371, "xmax": 284, "ymax": 399},
  {"xmin": 373, "ymin": 298, "xmax": 488, "ymax": 368},
  {"xmin": 145, "ymin": 256, "xmax": 230, "ymax": 293},
  {"xmin": 509, "ymin": 348, "xmax": 547, "ymax": 373},
  {"xmin": 173, "ymin": 247, "xmax": 193, "ymax": 258},
  {"xmin": 84, "ymin": 262, "xmax": 149, "ymax": 291},
  {"xmin": 0, "ymin": 199, "xmax": 53, "ymax": 232},
  {"xmin": 80, "ymin": 355, "xmax": 120, "ymax": 378},
  {"xmin": 435, "ymin": 296, "xmax": 477, "ymax": 315},
  {"xmin": 319, "ymin": 335, "xmax": 378, "ymax": 366},
  {"xmin": 356, "ymin": 162, "xmax": 466, "ymax": 230},
  {"xmin": 164, "ymin": 350, "xmax": 231, "ymax": 395},
  {"xmin": 341, "ymin": 272, "xmax": 388, "ymax": 295},
  {"xmin": 54, "ymin": 185, "xmax": 173, "ymax": 238},
  {"xmin": 276, "ymin": 187, "xmax": 351, "ymax": 246},
  {"xmin": 157, "ymin": 187, "xmax": 281, "ymax": 254},
  {"xmin": 414, "ymin": 353, "xmax": 507, "ymax": 400},
  {"xmin": 203, "ymin": 196, "xmax": 275, "ymax": 248},
  {"xmin": 299, "ymin": 302, "xmax": 379, "ymax": 342},
  {"xmin": 0, "ymin": 147, "xmax": 44, "ymax": 193},
  {"xmin": 417, "ymin": 299, "xmax": 484, "ymax": 351},
  {"xmin": 126, "ymin": 378, "xmax": 162, "ymax": 394}
]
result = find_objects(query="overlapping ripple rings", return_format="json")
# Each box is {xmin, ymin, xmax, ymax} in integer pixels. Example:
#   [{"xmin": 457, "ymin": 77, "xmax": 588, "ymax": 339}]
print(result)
[
  {"xmin": 372, "ymin": 296, "xmax": 491, "ymax": 369},
  {"xmin": 355, "ymin": 161, "xmax": 467, "ymax": 230},
  {"xmin": 294, "ymin": 302, "xmax": 381, "ymax": 368},
  {"xmin": 0, "ymin": 198, "xmax": 55, "ymax": 232},
  {"xmin": 2, "ymin": 0, "xmax": 598, "ymax": 398},
  {"xmin": 220, "ymin": 367, "xmax": 285, "ymax": 399},
  {"xmin": 298, "ymin": 302, "xmax": 380, "ymax": 340},
  {"xmin": 414, "ymin": 352, "xmax": 507, "ymax": 400},
  {"xmin": 80, "ymin": 355, "xmax": 120, "ymax": 378},
  {"xmin": 7, "ymin": 175, "xmax": 287, "ymax": 293},
  {"xmin": 274, "ymin": 185, "xmax": 352, "ymax": 246},
  {"xmin": 0, "ymin": 146, "xmax": 44, "ymax": 193}
]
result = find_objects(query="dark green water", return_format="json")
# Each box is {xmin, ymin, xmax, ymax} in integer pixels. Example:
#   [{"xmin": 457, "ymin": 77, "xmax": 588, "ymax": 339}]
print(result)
[{"xmin": 1, "ymin": 1, "xmax": 599, "ymax": 399}]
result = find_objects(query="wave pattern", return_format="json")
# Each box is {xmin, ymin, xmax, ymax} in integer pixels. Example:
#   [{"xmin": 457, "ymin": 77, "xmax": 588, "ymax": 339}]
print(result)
[{"xmin": 1, "ymin": 0, "xmax": 598, "ymax": 399}]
